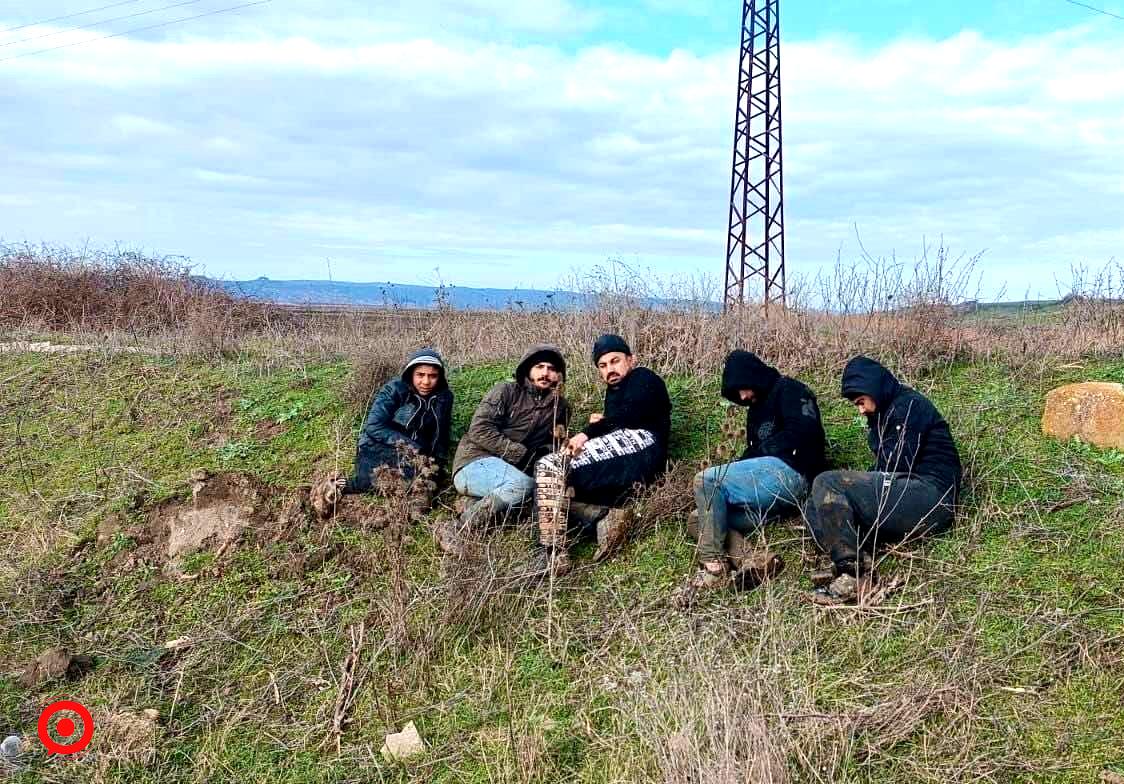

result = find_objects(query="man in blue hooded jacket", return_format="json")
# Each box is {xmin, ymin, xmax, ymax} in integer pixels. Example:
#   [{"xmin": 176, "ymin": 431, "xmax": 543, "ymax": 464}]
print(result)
[
  {"xmin": 805, "ymin": 356, "xmax": 961, "ymax": 604},
  {"xmin": 342, "ymin": 347, "xmax": 454, "ymax": 495}
]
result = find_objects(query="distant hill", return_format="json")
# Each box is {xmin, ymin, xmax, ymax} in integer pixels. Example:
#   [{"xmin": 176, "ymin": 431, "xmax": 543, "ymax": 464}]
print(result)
[{"xmin": 213, "ymin": 277, "xmax": 587, "ymax": 310}]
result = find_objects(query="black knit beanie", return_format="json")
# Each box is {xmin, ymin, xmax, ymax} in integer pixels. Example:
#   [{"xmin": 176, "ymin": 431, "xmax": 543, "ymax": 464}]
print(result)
[{"xmin": 592, "ymin": 334, "xmax": 632, "ymax": 364}]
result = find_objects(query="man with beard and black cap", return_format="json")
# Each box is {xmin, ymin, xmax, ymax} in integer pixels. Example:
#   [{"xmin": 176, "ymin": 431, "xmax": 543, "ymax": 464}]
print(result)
[
  {"xmin": 437, "ymin": 345, "xmax": 570, "ymax": 551},
  {"xmin": 805, "ymin": 356, "xmax": 961, "ymax": 605},
  {"xmin": 529, "ymin": 334, "xmax": 672, "ymax": 577},
  {"xmin": 317, "ymin": 348, "xmax": 453, "ymax": 515},
  {"xmin": 677, "ymin": 350, "xmax": 826, "ymax": 601}
]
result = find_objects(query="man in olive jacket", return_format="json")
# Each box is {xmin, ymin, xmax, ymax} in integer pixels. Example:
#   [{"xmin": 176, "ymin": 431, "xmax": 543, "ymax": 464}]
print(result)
[{"xmin": 446, "ymin": 345, "xmax": 570, "ymax": 541}]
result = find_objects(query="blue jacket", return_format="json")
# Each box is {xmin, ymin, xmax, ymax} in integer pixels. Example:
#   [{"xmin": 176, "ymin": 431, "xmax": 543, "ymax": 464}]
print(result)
[{"xmin": 349, "ymin": 348, "xmax": 453, "ymax": 491}]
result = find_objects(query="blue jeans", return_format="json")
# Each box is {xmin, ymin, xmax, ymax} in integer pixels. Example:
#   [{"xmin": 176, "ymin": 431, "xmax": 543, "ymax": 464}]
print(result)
[
  {"xmin": 453, "ymin": 456, "xmax": 535, "ymax": 526},
  {"xmin": 694, "ymin": 456, "xmax": 808, "ymax": 561}
]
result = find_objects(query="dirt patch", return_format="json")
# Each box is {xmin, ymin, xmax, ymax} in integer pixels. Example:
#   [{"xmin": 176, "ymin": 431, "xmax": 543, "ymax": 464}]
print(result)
[
  {"xmin": 20, "ymin": 648, "xmax": 94, "ymax": 689},
  {"xmin": 143, "ymin": 473, "xmax": 271, "ymax": 575},
  {"xmin": 253, "ymin": 420, "xmax": 288, "ymax": 441}
]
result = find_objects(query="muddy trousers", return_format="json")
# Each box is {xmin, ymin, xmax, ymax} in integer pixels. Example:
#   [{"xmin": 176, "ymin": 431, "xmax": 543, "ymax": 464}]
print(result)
[
  {"xmin": 534, "ymin": 429, "xmax": 662, "ymax": 548},
  {"xmin": 804, "ymin": 470, "xmax": 954, "ymax": 571}
]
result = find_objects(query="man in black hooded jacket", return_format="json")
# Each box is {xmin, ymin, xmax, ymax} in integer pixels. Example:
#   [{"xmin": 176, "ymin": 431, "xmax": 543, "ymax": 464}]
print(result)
[
  {"xmin": 682, "ymin": 350, "xmax": 826, "ymax": 596},
  {"xmin": 805, "ymin": 356, "xmax": 961, "ymax": 603},
  {"xmin": 339, "ymin": 347, "xmax": 454, "ymax": 497}
]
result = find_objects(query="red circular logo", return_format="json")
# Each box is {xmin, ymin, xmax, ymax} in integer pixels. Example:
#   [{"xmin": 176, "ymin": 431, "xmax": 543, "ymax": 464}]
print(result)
[{"xmin": 37, "ymin": 701, "xmax": 94, "ymax": 755}]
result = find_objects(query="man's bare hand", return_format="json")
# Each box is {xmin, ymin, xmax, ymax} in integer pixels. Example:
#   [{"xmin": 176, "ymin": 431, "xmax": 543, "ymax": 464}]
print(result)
[
  {"xmin": 588, "ymin": 413, "xmax": 604, "ymax": 424},
  {"xmin": 567, "ymin": 433, "xmax": 590, "ymax": 456}
]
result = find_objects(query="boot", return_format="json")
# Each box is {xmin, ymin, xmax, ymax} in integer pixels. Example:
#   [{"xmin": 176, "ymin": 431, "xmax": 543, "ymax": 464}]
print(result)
[{"xmin": 592, "ymin": 508, "xmax": 632, "ymax": 562}]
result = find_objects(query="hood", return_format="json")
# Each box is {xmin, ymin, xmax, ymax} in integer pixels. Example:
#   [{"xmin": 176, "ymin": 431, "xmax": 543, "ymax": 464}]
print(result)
[
  {"xmin": 841, "ymin": 356, "xmax": 900, "ymax": 410},
  {"xmin": 721, "ymin": 350, "xmax": 780, "ymax": 405},
  {"xmin": 401, "ymin": 347, "xmax": 448, "ymax": 392},
  {"xmin": 515, "ymin": 344, "xmax": 567, "ymax": 383}
]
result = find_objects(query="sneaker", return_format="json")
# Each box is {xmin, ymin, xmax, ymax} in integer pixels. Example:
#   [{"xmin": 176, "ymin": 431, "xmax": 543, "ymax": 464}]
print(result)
[{"xmin": 809, "ymin": 572, "xmax": 877, "ymax": 606}]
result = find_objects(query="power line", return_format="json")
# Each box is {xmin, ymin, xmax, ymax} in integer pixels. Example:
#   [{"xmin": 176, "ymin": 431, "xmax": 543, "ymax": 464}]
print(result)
[
  {"xmin": 1063, "ymin": 0, "xmax": 1124, "ymax": 21},
  {"xmin": 0, "ymin": 0, "xmax": 272, "ymax": 63},
  {"xmin": 0, "ymin": 0, "xmax": 147, "ymax": 35},
  {"xmin": 2, "ymin": 0, "xmax": 209, "ymax": 49}
]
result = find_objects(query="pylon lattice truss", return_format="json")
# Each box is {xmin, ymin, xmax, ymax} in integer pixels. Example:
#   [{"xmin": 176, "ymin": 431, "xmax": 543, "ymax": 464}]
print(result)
[{"xmin": 724, "ymin": 0, "xmax": 785, "ymax": 311}]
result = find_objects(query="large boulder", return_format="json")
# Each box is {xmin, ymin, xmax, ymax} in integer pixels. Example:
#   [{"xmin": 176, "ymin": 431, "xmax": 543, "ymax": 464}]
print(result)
[{"xmin": 1042, "ymin": 382, "xmax": 1124, "ymax": 450}]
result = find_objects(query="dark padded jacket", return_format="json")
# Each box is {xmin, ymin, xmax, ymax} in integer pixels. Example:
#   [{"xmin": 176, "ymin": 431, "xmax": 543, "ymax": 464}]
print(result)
[
  {"xmin": 581, "ymin": 366, "xmax": 672, "ymax": 462},
  {"xmin": 348, "ymin": 348, "xmax": 453, "ymax": 491},
  {"xmin": 721, "ymin": 350, "xmax": 826, "ymax": 481},
  {"xmin": 841, "ymin": 356, "xmax": 962, "ymax": 495},
  {"xmin": 452, "ymin": 345, "xmax": 570, "ymax": 477}
]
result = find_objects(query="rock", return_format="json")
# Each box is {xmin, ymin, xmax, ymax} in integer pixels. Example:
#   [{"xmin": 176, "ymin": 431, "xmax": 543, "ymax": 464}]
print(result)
[
  {"xmin": 20, "ymin": 648, "xmax": 94, "ymax": 688},
  {"xmin": 381, "ymin": 721, "xmax": 425, "ymax": 761},
  {"xmin": 1042, "ymin": 382, "xmax": 1124, "ymax": 451},
  {"xmin": 1, "ymin": 735, "xmax": 23, "ymax": 760},
  {"xmin": 190, "ymin": 468, "xmax": 210, "ymax": 482}
]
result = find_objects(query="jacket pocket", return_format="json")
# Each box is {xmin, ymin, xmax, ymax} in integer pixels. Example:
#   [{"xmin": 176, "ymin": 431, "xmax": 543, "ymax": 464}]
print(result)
[{"xmin": 392, "ymin": 402, "xmax": 419, "ymax": 430}]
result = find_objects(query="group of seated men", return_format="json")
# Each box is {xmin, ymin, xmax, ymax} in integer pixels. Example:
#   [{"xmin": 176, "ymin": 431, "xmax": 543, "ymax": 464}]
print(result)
[{"xmin": 335, "ymin": 335, "xmax": 961, "ymax": 604}]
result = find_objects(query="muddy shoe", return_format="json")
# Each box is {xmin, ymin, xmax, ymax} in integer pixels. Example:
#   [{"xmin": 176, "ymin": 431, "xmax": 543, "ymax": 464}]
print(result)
[
  {"xmin": 433, "ymin": 519, "xmax": 465, "ymax": 556},
  {"xmin": 731, "ymin": 551, "xmax": 784, "ymax": 592},
  {"xmin": 310, "ymin": 471, "xmax": 344, "ymax": 519},
  {"xmin": 672, "ymin": 561, "xmax": 731, "ymax": 609},
  {"xmin": 809, "ymin": 573, "xmax": 877, "ymax": 606},
  {"xmin": 592, "ymin": 508, "xmax": 632, "ymax": 562}
]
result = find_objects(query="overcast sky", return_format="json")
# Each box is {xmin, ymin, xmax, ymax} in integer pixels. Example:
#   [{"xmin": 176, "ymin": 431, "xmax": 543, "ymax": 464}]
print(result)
[{"xmin": 2, "ymin": 0, "xmax": 1122, "ymax": 298}]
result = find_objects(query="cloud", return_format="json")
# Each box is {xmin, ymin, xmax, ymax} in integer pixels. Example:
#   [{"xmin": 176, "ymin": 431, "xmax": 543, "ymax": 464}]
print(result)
[{"xmin": 0, "ymin": 16, "xmax": 1121, "ymax": 297}]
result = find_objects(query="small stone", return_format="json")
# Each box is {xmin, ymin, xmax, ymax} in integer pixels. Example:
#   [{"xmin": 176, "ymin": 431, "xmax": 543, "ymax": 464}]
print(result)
[
  {"xmin": 190, "ymin": 468, "xmax": 210, "ymax": 482},
  {"xmin": 1, "ymin": 735, "xmax": 23, "ymax": 759},
  {"xmin": 381, "ymin": 721, "xmax": 425, "ymax": 761}
]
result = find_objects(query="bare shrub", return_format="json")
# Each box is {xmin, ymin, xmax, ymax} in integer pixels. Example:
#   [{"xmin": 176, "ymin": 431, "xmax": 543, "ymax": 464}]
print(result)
[{"xmin": 0, "ymin": 242, "xmax": 280, "ymax": 343}]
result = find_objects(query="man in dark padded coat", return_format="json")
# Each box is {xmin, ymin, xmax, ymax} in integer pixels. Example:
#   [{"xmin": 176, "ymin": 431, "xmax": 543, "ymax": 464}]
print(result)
[
  {"xmin": 332, "ymin": 347, "xmax": 453, "ymax": 509},
  {"xmin": 531, "ymin": 334, "xmax": 672, "ymax": 576},
  {"xmin": 680, "ymin": 350, "xmax": 826, "ymax": 598},
  {"xmin": 805, "ymin": 356, "xmax": 961, "ymax": 604},
  {"xmin": 439, "ymin": 344, "xmax": 570, "ymax": 551}
]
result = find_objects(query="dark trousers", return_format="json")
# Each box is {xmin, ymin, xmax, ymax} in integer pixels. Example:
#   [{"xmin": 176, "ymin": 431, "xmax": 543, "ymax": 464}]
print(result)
[
  {"xmin": 804, "ymin": 470, "xmax": 955, "ymax": 569},
  {"xmin": 344, "ymin": 445, "xmax": 422, "ymax": 494}
]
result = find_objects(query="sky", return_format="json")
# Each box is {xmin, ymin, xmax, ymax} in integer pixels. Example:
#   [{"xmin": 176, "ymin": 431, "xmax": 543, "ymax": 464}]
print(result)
[{"xmin": 2, "ymin": 0, "xmax": 1123, "ymax": 300}]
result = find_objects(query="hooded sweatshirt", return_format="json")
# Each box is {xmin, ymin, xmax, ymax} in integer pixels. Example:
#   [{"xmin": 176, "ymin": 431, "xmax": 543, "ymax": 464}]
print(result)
[
  {"xmin": 355, "ymin": 347, "xmax": 454, "ymax": 468},
  {"xmin": 721, "ymin": 350, "xmax": 826, "ymax": 480},
  {"xmin": 452, "ymin": 344, "xmax": 571, "ymax": 476},
  {"xmin": 841, "ymin": 356, "xmax": 961, "ymax": 494}
]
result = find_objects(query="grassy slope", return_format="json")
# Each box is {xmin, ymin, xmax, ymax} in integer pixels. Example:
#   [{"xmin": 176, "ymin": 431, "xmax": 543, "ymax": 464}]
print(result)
[{"xmin": 1, "ymin": 352, "xmax": 1122, "ymax": 783}]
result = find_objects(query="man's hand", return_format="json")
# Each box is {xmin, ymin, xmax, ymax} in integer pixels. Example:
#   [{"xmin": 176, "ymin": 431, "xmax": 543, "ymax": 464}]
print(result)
[
  {"xmin": 588, "ymin": 413, "xmax": 604, "ymax": 424},
  {"xmin": 567, "ymin": 433, "xmax": 590, "ymax": 456}
]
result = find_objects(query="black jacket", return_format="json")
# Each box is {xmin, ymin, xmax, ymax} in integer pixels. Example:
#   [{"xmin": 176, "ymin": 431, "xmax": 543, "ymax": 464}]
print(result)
[
  {"xmin": 355, "ymin": 348, "xmax": 454, "ymax": 473},
  {"xmin": 582, "ymin": 366, "xmax": 672, "ymax": 459},
  {"xmin": 721, "ymin": 350, "xmax": 826, "ymax": 480},
  {"xmin": 841, "ymin": 356, "xmax": 961, "ymax": 495}
]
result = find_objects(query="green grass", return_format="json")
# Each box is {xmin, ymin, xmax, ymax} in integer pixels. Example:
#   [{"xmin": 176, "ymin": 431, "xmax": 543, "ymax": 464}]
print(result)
[{"xmin": 1, "ymin": 351, "xmax": 1122, "ymax": 783}]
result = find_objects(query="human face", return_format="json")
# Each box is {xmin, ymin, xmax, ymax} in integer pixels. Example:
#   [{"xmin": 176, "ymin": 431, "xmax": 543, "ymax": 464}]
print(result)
[
  {"xmin": 528, "ymin": 361, "xmax": 561, "ymax": 390},
  {"xmin": 738, "ymin": 389, "xmax": 755, "ymax": 404},
  {"xmin": 596, "ymin": 352, "xmax": 635, "ymax": 386},
  {"xmin": 411, "ymin": 365, "xmax": 441, "ymax": 396},
  {"xmin": 852, "ymin": 394, "xmax": 876, "ymax": 415}
]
